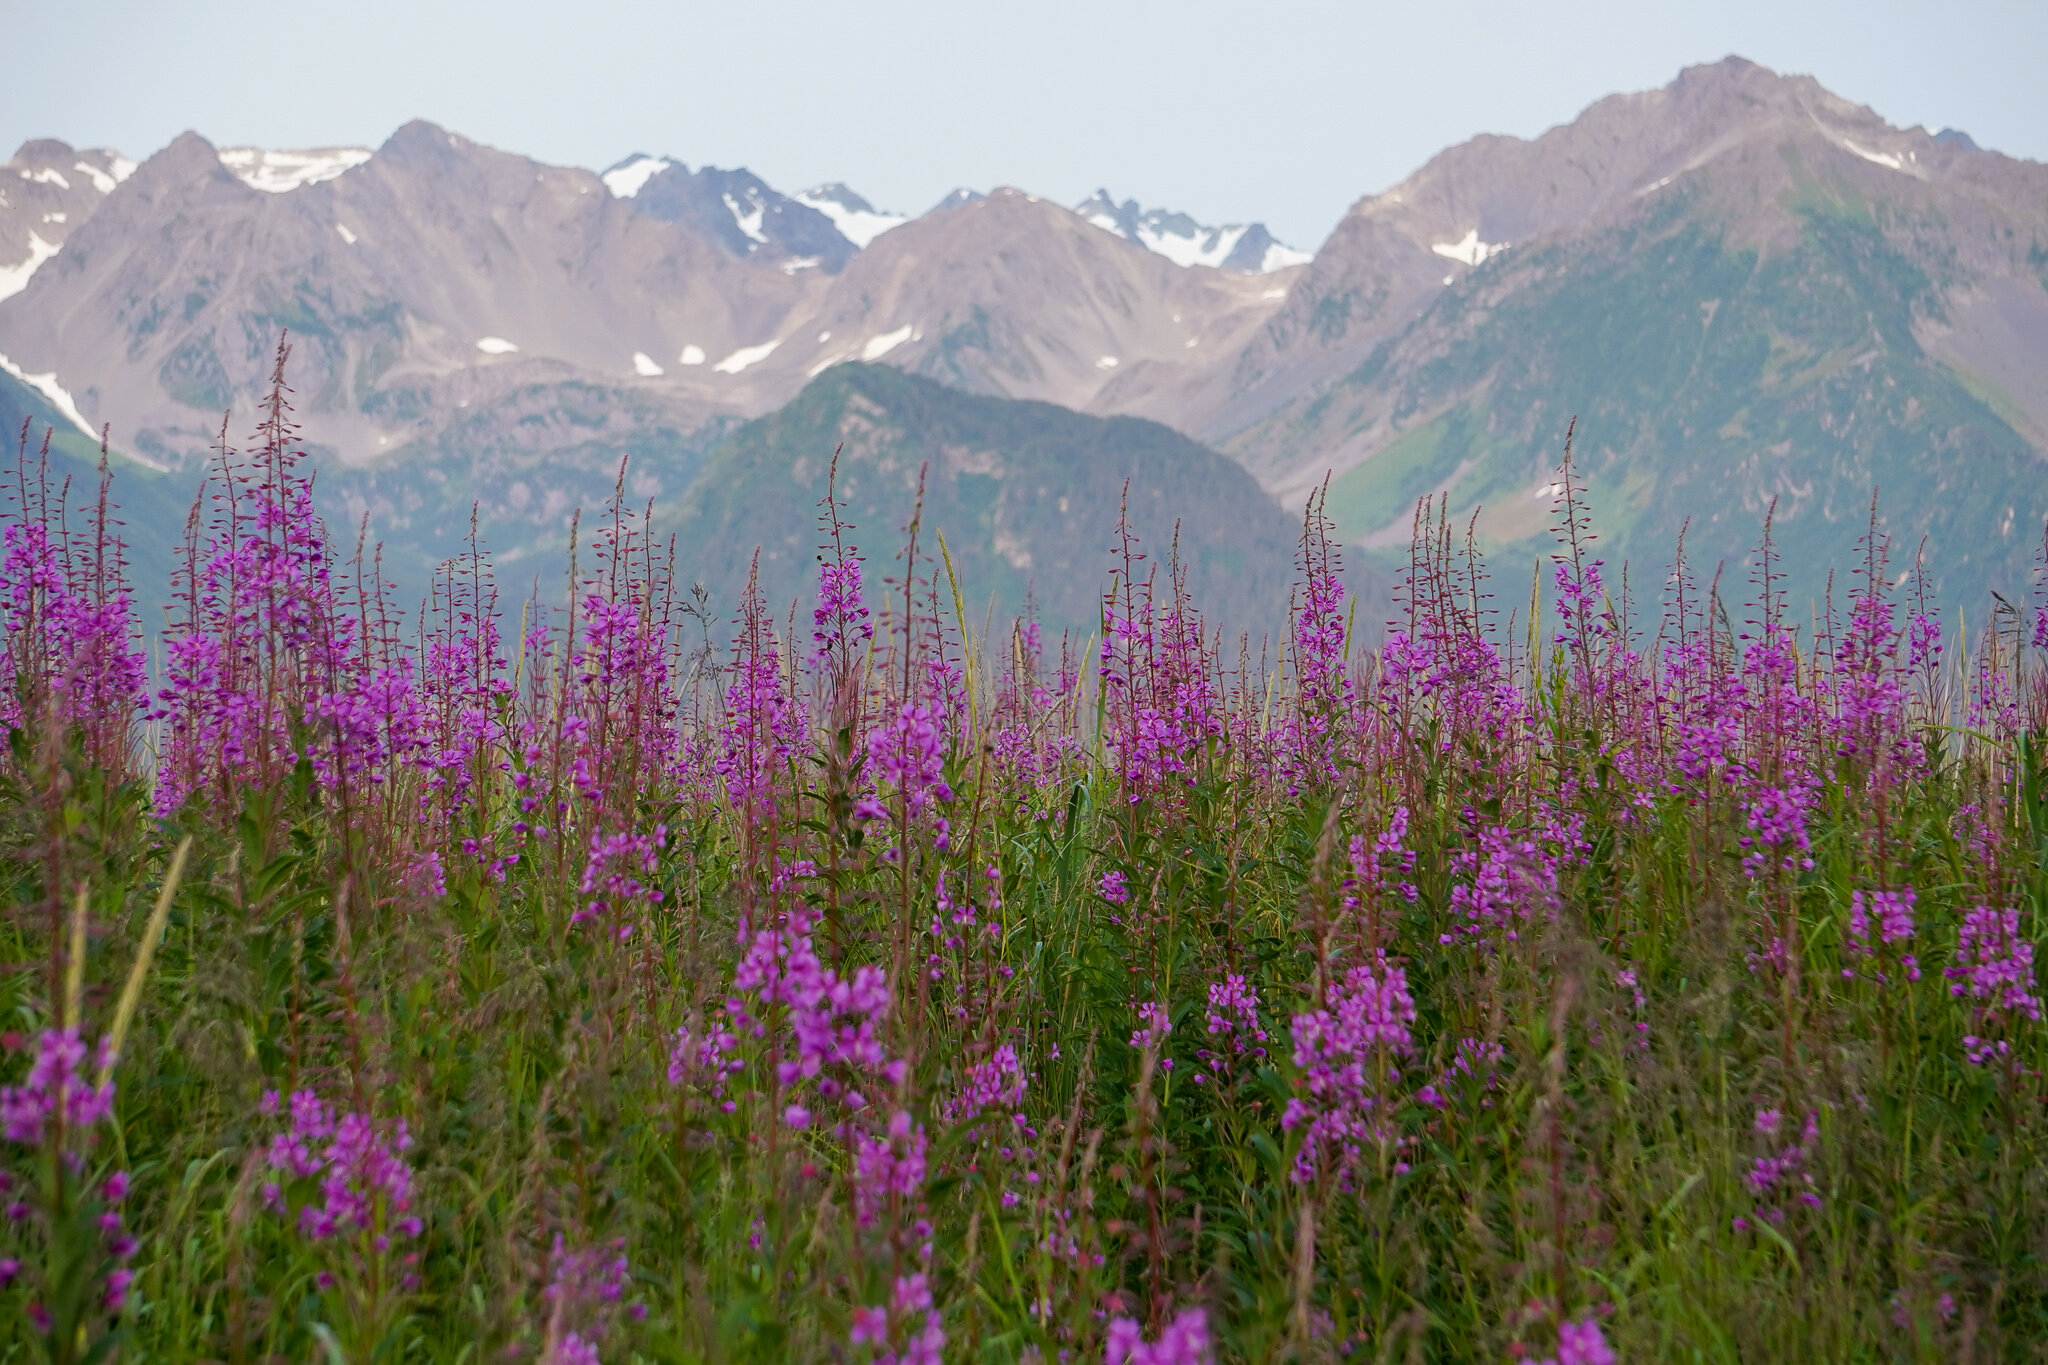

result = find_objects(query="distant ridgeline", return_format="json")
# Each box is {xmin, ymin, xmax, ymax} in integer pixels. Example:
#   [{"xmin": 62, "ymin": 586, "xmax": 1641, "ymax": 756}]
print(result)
[
  {"xmin": 2, "ymin": 363, "xmax": 1330, "ymax": 644},
  {"xmin": 5, "ymin": 346, "xmax": 2043, "ymax": 661}
]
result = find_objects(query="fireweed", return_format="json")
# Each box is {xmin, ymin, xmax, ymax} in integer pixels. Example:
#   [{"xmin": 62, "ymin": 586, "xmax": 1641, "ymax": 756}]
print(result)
[
  {"xmin": 256, "ymin": 1087, "xmax": 422, "ymax": 1354},
  {"xmin": 0, "ymin": 1030, "xmax": 136, "ymax": 1360},
  {"xmin": 8, "ymin": 368, "xmax": 2048, "ymax": 1359}
]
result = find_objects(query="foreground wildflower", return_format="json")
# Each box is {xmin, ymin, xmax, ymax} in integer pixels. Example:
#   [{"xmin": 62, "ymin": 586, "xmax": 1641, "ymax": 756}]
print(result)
[
  {"xmin": 258, "ymin": 1087, "xmax": 421, "ymax": 1353},
  {"xmin": 0, "ymin": 1030, "xmax": 136, "ymax": 1353},
  {"xmin": 1283, "ymin": 954, "xmax": 1417, "ymax": 1185},
  {"xmin": 1105, "ymin": 1306, "xmax": 1212, "ymax": 1364},
  {"xmin": 1947, "ymin": 906, "xmax": 2043, "ymax": 1064},
  {"xmin": 1529, "ymin": 1316, "xmax": 1616, "ymax": 1365}
]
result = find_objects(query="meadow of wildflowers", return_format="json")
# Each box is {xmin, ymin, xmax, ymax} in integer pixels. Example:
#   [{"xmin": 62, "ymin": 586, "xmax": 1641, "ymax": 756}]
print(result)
[{"xmin": 2, "ymin": 344, "xmax": 2047, "ymax": 1362}]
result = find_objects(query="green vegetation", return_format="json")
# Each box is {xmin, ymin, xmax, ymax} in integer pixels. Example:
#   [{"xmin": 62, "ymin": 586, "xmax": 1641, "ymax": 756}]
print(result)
[
  {"xmin": 663, "ymin": 363, "xmax": 1302, "ymax": 635},
  {"xmin": 1308, "ymin": 195, "xmax": 2046, "ymax": 616}
]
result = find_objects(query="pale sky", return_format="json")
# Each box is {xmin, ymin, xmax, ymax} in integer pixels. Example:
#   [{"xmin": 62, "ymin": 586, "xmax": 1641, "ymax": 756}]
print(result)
[{"xmin": 3, "ymin": 0, "xmax": 2043, "ymax": 248}]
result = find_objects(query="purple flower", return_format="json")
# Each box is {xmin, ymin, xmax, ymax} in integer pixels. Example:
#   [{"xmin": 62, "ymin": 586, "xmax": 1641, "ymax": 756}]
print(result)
[
  {"xmin": 725, "ymin": 901, "xmax": 905, "ymax": 1120},
  {"xmin": 1739, "ymin": 784, "xmax": 1816, "ymax": 877},
  {"xmin": 1284, "ymin": 954, "xmax": 1417, "ymax": 1184},
  {"xmin": 0, "ymin": 503, "xmax": 149, "ymax": 776},
  {"xmin": 1947, "ymin": 906, "xmax": 2042, "ymax": 1063},
  {"xmin": 260, "ymin": 1089, "xmax": 418, "ymax": 1244},
  {"xmin": 852, "ymin": 1111, "xmax": 929, "ymax": 1228},
  {"xmin": 1105, "ymin": 1306, "xmax": 1211, "ymax": 1364},
  {"xmin": 1741, "ymin": 1108, "xmax": 1821, "ymax": 1224},
  {"xmin": 850, "ymin": 1305, "xmax": 891, "ymax": 1345},
  {"xmin": 1129, "ymin": 1002, "xmax": 1172, "ymax": 1052},
  {"xmin": 1196, "ymin": 974, "xmax": 1269, "ymax": 1082},
  {"xmin": 810, "ymin": 550, "xmax": 872, "ymax": 671},
  {"xmin": 0, "ymin": 1029, "xmax": 114, "ymax": 1145},
  {"xmin": 867, "ymin": 701, "xmax": 950, "ymax": 817},
  {"xmin": 543, "ymin": 1234, "xmax": 635, "ymax": 1360},
  {"xmin": 1845, "ymin": 888, "xmax": 1920, "ymax": 983},
  {"xmin": 943, "ymin": 1045, "xmax": 1027, "ymax": 1123},
  {"xmin": 1444, "ymin": 819, "xmax": 1572, "ymax": 945},
  {"xmin": 851, "ymin": 1273, "xmax": 945, "ymax": 1363},
  {"xmin": 1530, "ymin": 1316, "xmax": 1616, "ymax": 1365}
]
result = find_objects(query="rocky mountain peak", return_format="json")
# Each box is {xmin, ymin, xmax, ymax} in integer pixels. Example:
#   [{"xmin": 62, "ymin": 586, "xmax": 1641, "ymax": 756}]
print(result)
[
  {"xmin": 215, "ymin": 145, "xmax": 373, "ymax": 193},
  {"xmin": 1073, "ymin": 189, "xmax": 1309, "ymax": 273},
  {"xmin": 924, "ymin": 187, "xmax": 985, "ymax": 215},
  {"xmin": 1, "ymin": 140, "xmax": 138, "ymax": 302},
  {"xmin": 607, "ymin": 158, "xmax": 855, "ymax": 271},
  {"xmin": 792, "ymin": 183, "xmax": 908, "ymax": 249}
]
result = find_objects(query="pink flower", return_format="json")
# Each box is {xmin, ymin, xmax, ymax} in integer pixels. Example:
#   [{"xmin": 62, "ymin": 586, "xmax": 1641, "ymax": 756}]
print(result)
[
  {"xmin": 1105, "ymin": 1306, "xmax": 1211, "ymax": 1364},
  {"xmin": 1530, "ymin": 1316, "xmax": 1616, "ymax": 1365},
  {"xmin": 1284, "ymin": 954, "xmax": 1416, "ymax": 1184},
  {"xmin": 0, "ymin": 1029, "xmax": 113, "ymax": 1145}
]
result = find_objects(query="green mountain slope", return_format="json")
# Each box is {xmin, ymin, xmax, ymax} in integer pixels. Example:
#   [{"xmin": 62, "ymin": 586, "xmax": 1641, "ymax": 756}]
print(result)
[
  {"xmin": 665, "ymin": 364, "xmax": 1308, "ymax": 637},
  {"xmin": 1239, "ymin": 177, "xmax": 2048, "ymax": 615},
  {"xmin": 1, "ymin": 370, "xmax": 189, "ymax": 613},
  {"xmin": 315, "ymin": 381, "xmax": 729, "ymax": 603}
]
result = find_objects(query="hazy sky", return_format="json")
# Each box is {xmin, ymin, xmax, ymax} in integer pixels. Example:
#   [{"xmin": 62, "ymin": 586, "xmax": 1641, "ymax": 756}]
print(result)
[{"xmin": 4, "ymin": 0, "xmax": 2043, "ymax": 247}]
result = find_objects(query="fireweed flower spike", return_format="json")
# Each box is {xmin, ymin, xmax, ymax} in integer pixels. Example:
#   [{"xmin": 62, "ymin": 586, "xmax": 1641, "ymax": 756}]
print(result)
[
  {"xmin": 541, "ymin": 1235, "xmax": 641, "ymax": 1364},
  {"xmin": 1844, "ymin": 888, "xmax": 1920, "ymax": 983},
  {"xmin": 1947, "ymin": 906, "xmax": 2043, "ymax": 1063},
  {"xmin": 1528, "ymin": 1316, "xmax": 1617, "ymax": 1365},
  {"xmin": 1194, "ymin": 974, "xmax": 1268, "ymax": 1084},
  {"xmin": 254, "ymin": 1085, "xmax": 423, "ymax": 1353},
  {"xmin": 1105, "ymin": 1306, "xmax": 1213, "ymax": 1364},
  {"xmin": 0, "ymin": 1029, "xmax": 136, "ymax": 1340},
  {"xmin": 1282, "ymin": 952, "xmax": 1417, "ymax": 1185},
  {"xmin": 258, "ymin": 1089, "xmax": 422, "ymax": 1243}
]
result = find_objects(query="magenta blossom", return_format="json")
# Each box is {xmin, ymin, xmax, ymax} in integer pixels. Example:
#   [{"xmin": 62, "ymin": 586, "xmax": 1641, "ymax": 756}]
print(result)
[{"xmin": 1105, "ymin": 1306, "xmax": 1212, "ymax": 1364}]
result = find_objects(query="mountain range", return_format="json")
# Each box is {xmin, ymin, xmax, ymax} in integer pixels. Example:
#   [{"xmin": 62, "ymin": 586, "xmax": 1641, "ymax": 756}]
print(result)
[{"xmin": 2, "ymin": 56, "xmax": 2045, "ymax": 635}]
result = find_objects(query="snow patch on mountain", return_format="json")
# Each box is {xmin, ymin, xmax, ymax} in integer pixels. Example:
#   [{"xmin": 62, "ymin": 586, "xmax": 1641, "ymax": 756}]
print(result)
[
  {"xmin": 602, "ymin": 155, "xmax": 671, "ymax": 198},
  {"xmin": 795, "ymin": 184, "xmax": 908, "ymax": 248},
  {"xmin": 1073, "ymin": 190, "xmax": 1307, "ymax": 273},
  {"xmin": 0, "ymin": 351, "xmax": 96, "ymax": 439},
  {"xmin": 78, "ymin": 155, "xmax": 131, "ymax": 195},
  {"xmin": 1430, "ymin": 229, "xmax": 1506, "ymax": 266},
  {"xmin": 633, "ymin": 351, "xmax": 664, "ymax": 376},
  {"xmin": 678, "ymin": 345, "xmax": 706, "ymax": 366},
  {"xmin": 1842, "ymin": 139, "xmax": 1913, "ymax": 173},
  {"xmin": 217, "ymin": 147, "xmax": 373, "ymax": 193},
  {"xmin": 0, "ymin": 232, "xmax": 59, "ymax": 302},
  {"xmin": 1150, "ymin": 221, "xmax": 1250, "ymax": 269},
  {"xmin": 714, "ymin": 340, "xmax": 780, "ymax": 374},
  {"xmin": 475, "ymin": 337, "xmax": 520, "ymax": 355},
  {"xmin": 861, "ymin": 325, "xmax": 915, "ymax": 361},
  {"xmin": 1259, "ymin": 242, "xmax": 1313, "ymax": 271},
  {"xmin": 723, "ymin": 191, "xmax": 769, "ymax": 244}
]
